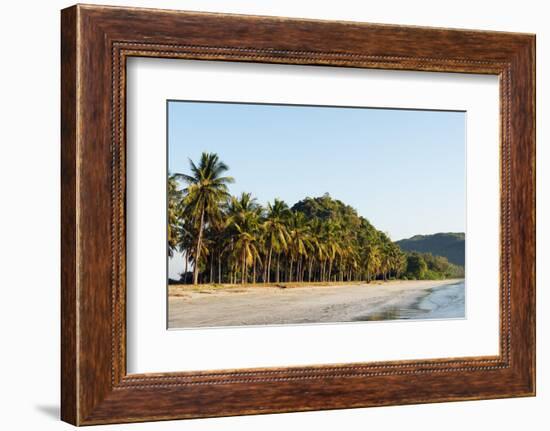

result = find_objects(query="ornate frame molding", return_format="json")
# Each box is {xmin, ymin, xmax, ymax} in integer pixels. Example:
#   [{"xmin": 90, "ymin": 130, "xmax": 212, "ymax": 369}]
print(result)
[{"xmin": 61, "ymin": 5, "xmax": 535, "ymax": 425}]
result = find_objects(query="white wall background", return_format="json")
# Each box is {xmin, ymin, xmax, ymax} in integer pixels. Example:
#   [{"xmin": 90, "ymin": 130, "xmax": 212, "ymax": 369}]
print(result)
[{"xmin": 0, "ymin": 1, "xmax": 546, "ymax": 429}]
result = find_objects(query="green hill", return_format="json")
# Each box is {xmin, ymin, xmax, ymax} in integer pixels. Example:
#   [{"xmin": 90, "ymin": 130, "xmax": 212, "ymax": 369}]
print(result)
[{"xmin": 396, "ymin": 232, "xmax": 465, "ymax": 266}]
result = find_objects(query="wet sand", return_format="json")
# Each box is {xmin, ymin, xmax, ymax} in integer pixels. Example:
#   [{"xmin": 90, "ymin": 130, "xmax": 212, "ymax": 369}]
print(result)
[{"xmin": 168, "ymin": 279, "xmax": 465, "ymax": 328}]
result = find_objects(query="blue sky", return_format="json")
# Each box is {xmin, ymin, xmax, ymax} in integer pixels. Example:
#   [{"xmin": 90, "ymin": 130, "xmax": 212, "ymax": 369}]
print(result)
[{"xmin": 168, "ymin": 100, "xmax": 465, "ymax": 243}]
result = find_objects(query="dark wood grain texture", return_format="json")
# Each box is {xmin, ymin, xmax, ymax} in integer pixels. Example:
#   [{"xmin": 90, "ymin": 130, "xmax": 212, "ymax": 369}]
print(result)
[
  {"xmin": 60, "ymin": 6, "xmax": 78, "ymax": 425},
  {"xmin": 60, "ymin": 4, "xmax": 535, "ymax": 425}
]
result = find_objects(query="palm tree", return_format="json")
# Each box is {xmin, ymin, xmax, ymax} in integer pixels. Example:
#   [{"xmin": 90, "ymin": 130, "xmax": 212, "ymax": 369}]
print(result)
[
  {"xmin": 177, "ymin": 217, "xmax": 195, "ymax": 283},
  {"xmin": 305, "ymin": 231, "xmax": 320, "ymax": 281},
  {"xmin": 388, "ymin": 242, "xmax": 406, "ymax": 279},
  {"xmin": 286, "ymin": 212, "xmax": 311, "ymax": 282},
  {"xmin": 167, "ymin": 174, "xmax": 182, "ymax": 258},
  {"xmin": 233, "ymin": 226, "xmax": 260, "ymax": 284},
  {"xmin": 322, "ymin": 220, "xmax": 341, "ymax": 282},
  {"xmin": 308, "ymin": 219, "xmax": 327, "ymax": 282},
  {"xmin": 262, "ymin": 199, "xmax": 290, "ymax": 283},
  {"xmin": 175, "ymin": 152, "xmax": 234, "ymax": 285},
  {"xmin": 225, "ymin": 193, "xmax": 262, "ymax": 284},
  {"xmin": 365, "ymin": 243, "xmax": 381, "ymax": 282}
]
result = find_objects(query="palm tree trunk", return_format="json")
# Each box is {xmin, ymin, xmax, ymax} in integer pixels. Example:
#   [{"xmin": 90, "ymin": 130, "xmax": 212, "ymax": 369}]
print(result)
[
  {"xmin": 289, "ymin": 259, "xmax": 293, "ymax": 283},
  {"xmin": 267, "ymin": 246, "xmax": 273, "ymax": 283},
  {"xmin": 242, "ymin": 250, "xmax": 246, "ymax": 284},
  {"xmin": 184, "ymin": 252, "xmax": 189, "ymax": 284},
  {"xmin": 253, "ymin": 256, "xmax": 257, "ymax": 284},
  {"xmin": 210, "ymin": 256, "xmax": 214, "ymax": 284},
  {"xmin": 193, "ymin": 208, "xmax": 205, "ymax": 285},
  {"xmin": 218, "ymin": 253, "xmax": 222, "ymax": 284},
  {"xmin": 276, "ymin": 253, "xmax": 280, "ymax": 283}
]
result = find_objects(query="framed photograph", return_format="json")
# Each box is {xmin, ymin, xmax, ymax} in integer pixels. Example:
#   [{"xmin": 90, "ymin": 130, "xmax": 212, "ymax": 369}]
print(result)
[{"xmin": 61, "ymin": 4, "xmax": 535, "ymax": 425}]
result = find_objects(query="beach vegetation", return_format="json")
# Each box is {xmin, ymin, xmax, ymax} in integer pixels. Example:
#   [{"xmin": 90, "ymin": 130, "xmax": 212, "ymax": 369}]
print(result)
[{"xmin": 170, "ymin": 152, "xmax": 464, "ymax": 285}]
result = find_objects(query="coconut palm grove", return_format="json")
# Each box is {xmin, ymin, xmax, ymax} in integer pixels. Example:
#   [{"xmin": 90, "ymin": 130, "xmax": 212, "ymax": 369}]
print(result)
[{"xmin": 168, "ymin": 152, "xmax": 464, "ymax": 286}]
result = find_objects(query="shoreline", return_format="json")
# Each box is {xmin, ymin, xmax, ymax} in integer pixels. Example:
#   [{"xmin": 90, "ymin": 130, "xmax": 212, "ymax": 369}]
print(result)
[
  {"xmin": 169, "ymin": 278, "xmax": 463, "ymax": 292},
  {"xmin": 168, "ymin": 279, "xmax": 464, "ymax": 328}
]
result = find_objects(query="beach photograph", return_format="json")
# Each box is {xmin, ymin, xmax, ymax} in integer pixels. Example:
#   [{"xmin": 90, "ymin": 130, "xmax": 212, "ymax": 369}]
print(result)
[{"xmin": 167, "ymin": 101, "xmax": 466, "ymax": 328}]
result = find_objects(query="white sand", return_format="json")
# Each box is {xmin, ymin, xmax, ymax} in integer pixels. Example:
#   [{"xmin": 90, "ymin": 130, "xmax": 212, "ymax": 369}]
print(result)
[{"xmin": 168, "ymin": 279, "xmax": 463, "ymax": 328}]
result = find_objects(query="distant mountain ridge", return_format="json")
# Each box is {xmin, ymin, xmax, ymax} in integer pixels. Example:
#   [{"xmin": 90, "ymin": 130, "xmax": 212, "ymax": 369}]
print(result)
[{"xmin": 396, "ymin": 232, "xmax": 465, "ymax": 266}]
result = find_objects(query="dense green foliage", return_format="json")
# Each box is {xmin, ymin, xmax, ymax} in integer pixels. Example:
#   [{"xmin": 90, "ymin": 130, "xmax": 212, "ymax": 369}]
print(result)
[
  {"xmin": 404, "ymin": 252, "xmax": 464, "ymax": 280},
  {"xmin": 169, "ymin": 153, "xmax": 465, "ymax": 285},
  {"xmin": 396, "ymin": 232, "xmax": 465, "ymax": 266}
]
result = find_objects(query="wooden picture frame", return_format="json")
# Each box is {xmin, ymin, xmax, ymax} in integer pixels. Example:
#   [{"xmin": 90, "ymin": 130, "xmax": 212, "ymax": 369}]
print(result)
[{"xmin": 61, "ymin": 4, "xmax": 535, "ymax": 425}]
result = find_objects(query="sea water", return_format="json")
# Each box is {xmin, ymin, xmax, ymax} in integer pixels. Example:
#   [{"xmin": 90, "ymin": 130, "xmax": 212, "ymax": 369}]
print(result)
[{"xmin": 363, "ymin": 280, "xmax": 465, "ymax": 321}]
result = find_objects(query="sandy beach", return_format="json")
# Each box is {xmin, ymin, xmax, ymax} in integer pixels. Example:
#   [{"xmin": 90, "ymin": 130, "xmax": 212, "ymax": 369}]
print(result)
[{"xmin": 168, "ymin": 279, "xmax": 465, "ymax": 328}]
